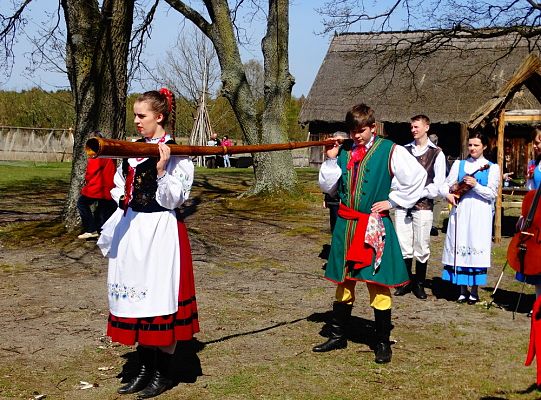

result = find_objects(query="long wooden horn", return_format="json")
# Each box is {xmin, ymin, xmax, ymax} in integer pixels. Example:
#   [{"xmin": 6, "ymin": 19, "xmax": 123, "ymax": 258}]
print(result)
[{"xmin": 85, "ymin": 137, "xmax": 340, "ymax": 159}]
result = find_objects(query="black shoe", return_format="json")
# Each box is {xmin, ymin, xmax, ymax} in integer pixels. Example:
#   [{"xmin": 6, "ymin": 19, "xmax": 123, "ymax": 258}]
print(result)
[
  {"xmin": 412, "ymin": 283, "xmax": 427, "ymax": 300},
  {"xmin": 394, "ymin": 283, "xmax": 411, "ymax": 296},
  {"xmin": 118, "ymin": 346, "xmax": 156, "ymax": 395},
  {"xmin": 467, "ymin": 295, "xmax": 480, "ymax": 305},
  {"xmin": 136, "ymin": 370, "xmax": 173, "ymax": 399},
  {"xmin": 374, "ymin": 342, "xmax": 392, "ymax": 364},
  {"xmin": 118, "ymin": 364, "xmax": 153, "ymax": 394},
  {"xmin": 313, "ymin": 336, "xmax": 347, "ymax": 352}
]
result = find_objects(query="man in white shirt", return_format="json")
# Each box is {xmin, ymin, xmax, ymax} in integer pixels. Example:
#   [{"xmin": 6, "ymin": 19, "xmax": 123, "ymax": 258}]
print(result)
[{"xmin": 394, "ymin": 115, "xmax": 447, "ymax": 299}]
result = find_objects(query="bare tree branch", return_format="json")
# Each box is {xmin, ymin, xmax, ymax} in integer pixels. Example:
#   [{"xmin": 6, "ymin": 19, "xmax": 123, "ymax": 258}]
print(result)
[{"xmin": 0, "ymin": 0, "xmax": 34, "ymax": 73}]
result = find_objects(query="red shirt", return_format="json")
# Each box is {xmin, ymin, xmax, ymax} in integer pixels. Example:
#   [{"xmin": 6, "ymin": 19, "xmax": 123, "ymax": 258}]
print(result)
[
  {"xmin": 81, "ymin": 158, "xmax": 116, "ymax": 200},
  {"xmin": 222, "ymin": 139, "xmax": 233, "ymax": 147}
]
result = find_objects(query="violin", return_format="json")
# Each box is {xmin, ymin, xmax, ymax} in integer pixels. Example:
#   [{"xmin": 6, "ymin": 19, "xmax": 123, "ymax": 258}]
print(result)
[
  {"xmin": 449, "ymin": 163, "xmax": 490, "ymax": 200},
  {"xmin": 507, "ymin": 184, "xmax": 541, "ymax": 275}
]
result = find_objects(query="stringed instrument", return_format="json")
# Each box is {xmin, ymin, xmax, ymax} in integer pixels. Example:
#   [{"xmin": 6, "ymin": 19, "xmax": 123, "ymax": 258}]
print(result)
[
  {"xmin": 449, "ymin": 163, "xmax": 491, "ymax": 200},
  {"xmin": 507, "ymin": 183, "xmax": 541, "ymax": 275}
]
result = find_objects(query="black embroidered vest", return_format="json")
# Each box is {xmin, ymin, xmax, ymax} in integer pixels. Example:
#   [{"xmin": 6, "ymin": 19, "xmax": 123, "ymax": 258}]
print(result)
[
  {"xmin": 407, "ymin": 145, "xmax": 441, "ymax": 211},
  {"xmin": 122, "ymin": 139, "xmax": 175, "ymax": 213}
]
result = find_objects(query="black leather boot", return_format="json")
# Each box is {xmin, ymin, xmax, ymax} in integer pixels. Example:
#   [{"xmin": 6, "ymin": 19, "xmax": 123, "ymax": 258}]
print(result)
[
  {"xmin": 137, "ymin": 350, "xmax": 174, "ymax": 399},
  {"xmin": 373, "ymin": 309, "xmax": 392, "ymax": 364},
  {"xmin": 118, "ymin": 346, "xmax": 156, "ymax": 394},
  {"xmin": 394, "ymin": 258, "xmax": 413, "ymax": 296},
  {"xmin": 313, "ymin": 302, "xmax": 352, "ymax": 352},
  {"xmin": 412, "ymin": 261, "xmax": 427, "ymax": 299}
]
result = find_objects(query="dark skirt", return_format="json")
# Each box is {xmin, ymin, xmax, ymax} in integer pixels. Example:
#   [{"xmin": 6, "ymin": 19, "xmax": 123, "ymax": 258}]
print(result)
[{"xmin": 107, "ymin": 220, "xmax": 199, "ymax": 346}]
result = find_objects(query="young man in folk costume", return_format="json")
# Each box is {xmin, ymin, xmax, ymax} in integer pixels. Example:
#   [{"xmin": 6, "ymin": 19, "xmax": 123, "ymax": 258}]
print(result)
[
  {"xmin": 315, "ymin": 103, "xmax": 427, "ymax": 363},
  {"xmin": 394, "ymin": 115, "xmax": 447, "ymax": 299}
]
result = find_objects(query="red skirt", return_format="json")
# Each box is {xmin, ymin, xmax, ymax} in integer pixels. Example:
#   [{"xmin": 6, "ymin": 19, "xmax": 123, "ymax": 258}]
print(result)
[{"xmin": 107, "ymin": 220, "xmax": 200, "ymax": 346}]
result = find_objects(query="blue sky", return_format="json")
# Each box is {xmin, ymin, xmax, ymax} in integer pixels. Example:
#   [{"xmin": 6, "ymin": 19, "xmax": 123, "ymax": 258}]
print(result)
[{"xmin": 2, "ymin": 1, "xmax": 339, "ymax": 98}]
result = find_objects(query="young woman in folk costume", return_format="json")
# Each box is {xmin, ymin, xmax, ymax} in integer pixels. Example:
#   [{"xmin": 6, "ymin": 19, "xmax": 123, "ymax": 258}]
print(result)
[
  {"xmin": 97, "ymin": 88, "xmax": 199, "ymax": 399},
  {"xmin": 315, "ymin": 103, "xmax": 427, "ymax": 364},
  {"xmin": 440, "ymin": 132, "xmax": 500, "ymax": 305},
  {"xmin": 515, "ymin": 126, "xmax": 541, "ymax": 297}
]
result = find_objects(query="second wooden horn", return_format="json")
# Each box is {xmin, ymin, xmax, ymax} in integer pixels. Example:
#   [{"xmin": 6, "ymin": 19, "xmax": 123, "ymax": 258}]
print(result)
[{"xmin": 85, "ymin": 137, "xmax": 338, "ymax": 159}]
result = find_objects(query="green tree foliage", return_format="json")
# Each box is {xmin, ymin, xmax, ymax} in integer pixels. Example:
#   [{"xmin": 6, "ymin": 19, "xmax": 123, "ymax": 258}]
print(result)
[
  {"xmin": 2, "ymin": 88, "xmax": 305, "ymax": 143},
  {"xmin": 0, "ymin": 89, "xmax": 74, "ymax": 128}
]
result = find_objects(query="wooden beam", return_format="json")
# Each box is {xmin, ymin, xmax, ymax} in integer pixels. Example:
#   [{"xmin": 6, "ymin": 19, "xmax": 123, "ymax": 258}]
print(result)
[
  {"xmin": 459, "ymin": 123, "xmax": 469, "ymax": 159},
  {"xmin": 502, "ymin": 114, "xmax": 541, "ymax": 123},
  {"xmin": 494, "ymin": 109, "xmax": 505, "ymax": 244}
]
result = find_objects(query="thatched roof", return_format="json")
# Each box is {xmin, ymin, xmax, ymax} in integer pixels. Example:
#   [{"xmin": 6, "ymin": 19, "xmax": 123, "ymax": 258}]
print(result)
[
  {"xmin": 469, "ymin": 53, "xmax": 541, "ymax": 129},
  {"xmin": 299, "ymin": 30, "xmax": 540, "ymax": 125}
]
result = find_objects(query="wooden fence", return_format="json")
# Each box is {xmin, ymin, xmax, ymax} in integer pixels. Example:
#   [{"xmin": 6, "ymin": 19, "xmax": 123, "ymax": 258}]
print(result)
[{"xmin": 0, "ymin": 126, "xmax": 74, "ymax": 162}]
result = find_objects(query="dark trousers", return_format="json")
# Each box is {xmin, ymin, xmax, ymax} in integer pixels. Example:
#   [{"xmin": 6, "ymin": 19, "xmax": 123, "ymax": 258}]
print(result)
[
  {"xmin": 328, "ymin": 203, "xmax": 340, "ymax": 233},
  {"xmin": 77, "ymin": 195, "xmax": 117, "ymax": 233}
]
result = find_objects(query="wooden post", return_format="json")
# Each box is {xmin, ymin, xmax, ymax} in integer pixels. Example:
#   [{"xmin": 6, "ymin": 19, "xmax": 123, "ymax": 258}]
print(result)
[
  {"xmin": 459, "ymin": 123, "xmax": 469, "ymax": 159},
  {"xmin": 494, "ymin": 109, "xmax": 505, "ymax": 244}
]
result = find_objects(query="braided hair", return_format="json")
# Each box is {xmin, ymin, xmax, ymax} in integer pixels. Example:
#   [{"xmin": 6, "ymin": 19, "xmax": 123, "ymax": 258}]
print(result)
[{"xmin": 136, "ymin": 88, "xmax": 176, "ymax": 138}]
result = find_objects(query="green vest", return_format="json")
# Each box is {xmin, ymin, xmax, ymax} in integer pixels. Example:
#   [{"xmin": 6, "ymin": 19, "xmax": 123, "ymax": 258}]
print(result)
[{"xmin": 325, "ymin": 137, "xmax": 408, "ymax": 287}]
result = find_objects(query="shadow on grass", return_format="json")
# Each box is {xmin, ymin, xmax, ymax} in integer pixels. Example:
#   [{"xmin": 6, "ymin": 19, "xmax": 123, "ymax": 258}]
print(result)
[
  {"xmin": 480, "ymin": 383, "xmax": 541, "ymax": 399},
  {"xmin": 308, "ymin": 310, "xmax": 385, "ymax": 350},
  {"xmin": 483, "ymin": 286, "xmax": 535, "ymax": 314},
  {"xmin": 428, "ymin": 277, "xmax": 460, "ymax": 302}
]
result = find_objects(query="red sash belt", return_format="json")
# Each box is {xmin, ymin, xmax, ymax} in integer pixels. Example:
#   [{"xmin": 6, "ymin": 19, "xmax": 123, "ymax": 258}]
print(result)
[
  {"xmin": 338, "ymin": 203, "xmax": 388, "ymax": 270},
  {"xmin": 526, "ymin": 296, "xmax": 541, "ymax": 385}
]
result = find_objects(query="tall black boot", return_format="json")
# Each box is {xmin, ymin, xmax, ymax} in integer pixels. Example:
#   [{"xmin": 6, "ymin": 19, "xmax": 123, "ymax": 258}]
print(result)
[
  {"xmin": 373, "ymin": 309, "xmax": 392, "ymax": 364},
  {"xmin": 137, "ymin": 350, "xmax": 174, "ymax": 399},
  {"xmin": 313, "ymin": 302, "xmax": 353, "ymax": 352},
  {"xmin": 118, "ymin": 346, "xmax": 156, "ymax": 394},
  {"xmin": 412, "ymin": 261, "xmax": 428, "ymax": 299},
  {"xmin": 394, "ymin": 258, "xmax": 413, "ymax": 296}
]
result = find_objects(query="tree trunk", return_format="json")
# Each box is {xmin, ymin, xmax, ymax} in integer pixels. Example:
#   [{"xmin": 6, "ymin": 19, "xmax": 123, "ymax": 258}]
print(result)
[
  {"xmin": 255, "ymin": 0, "xmax": 296, "ymax": 194},
  {"xmin": 166, "ymin": 0, "xmax": 297, "ymax": 195},
  {"xmin": 60, "ymin": 0, "xmax": 133, "ymax": 230}
]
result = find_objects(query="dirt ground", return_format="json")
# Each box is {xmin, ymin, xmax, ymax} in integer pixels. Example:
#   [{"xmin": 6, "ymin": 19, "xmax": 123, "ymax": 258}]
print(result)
[{"xmin": 0, "ymin": 169, "xmax": 539, "ymax": 400}]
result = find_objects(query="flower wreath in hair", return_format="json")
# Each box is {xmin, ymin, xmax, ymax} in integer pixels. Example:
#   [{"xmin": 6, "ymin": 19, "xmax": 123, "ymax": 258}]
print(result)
[{"xmin": 159, "ymin": 87, "xmax": 173, "ymax": 113}]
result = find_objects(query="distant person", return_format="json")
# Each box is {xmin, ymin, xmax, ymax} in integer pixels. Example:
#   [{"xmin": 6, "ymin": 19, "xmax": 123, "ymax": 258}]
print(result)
[
  {"xmin": 394, "ymin": 115, "xmax": 446, "ymax": 300},
  {"xmin": 97, "ymin": 88, "xmax": 199, "ymax": 398},
  {"xmin": 222, "ymin": 135, "xmax": 233, "ymax": 168},
  {"xmin": 206, "ymin": 132, "xmax": 221, "ymax": 168},
  {"xmin": 439, "ymin": 131, "xmax": 500, "ymax": 304},
  {"xmin": 207, "ymin": 132, "xmax": 221, "ymax": 146},
  {"xmin": 315, "ymin": 103, "xmax": 426, "ymax": 364},
  {"xmin": 77, "ymin": 131, "xmax": 117, "ymax": 239}
]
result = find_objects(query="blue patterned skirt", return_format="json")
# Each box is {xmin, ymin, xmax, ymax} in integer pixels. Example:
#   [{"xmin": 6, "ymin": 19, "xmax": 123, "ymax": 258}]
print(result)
[
  {"xmin": 442, "ymin": 265, "xmax": 487, "ymax": 286},
  {"xmin": 515, "ymin": 272, "xmax": 541, "ymax": 285}
]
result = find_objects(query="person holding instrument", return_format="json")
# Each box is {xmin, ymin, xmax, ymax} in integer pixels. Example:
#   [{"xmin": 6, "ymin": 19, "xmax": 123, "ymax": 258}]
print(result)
[
  {"xmin": 97, "ymin": 88, "xmax": 199, "ymax": 398},
  {"xmin": 440, "ymin": 132, "xmax": 500, "ymax": 304},
  {"xmin": 512, "ymin": 126, "xmax": 541, "ymax": 298}
]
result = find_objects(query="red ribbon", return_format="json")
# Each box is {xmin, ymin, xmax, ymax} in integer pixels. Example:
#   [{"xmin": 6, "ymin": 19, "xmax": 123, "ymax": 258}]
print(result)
[
  {"xmin": 122, "ymin": 166, "xmax": 135, "ymax": 216},
  {"xmin": 526, "ymin": 296, "xmax": 541, "ymax": 385},
  {"xmin": 346, "ymin": 146, "xmax": 367, "ymax": 170},
  {"xmin": 159, "ymin": 87, "xmax": 173, "ymax": 113}
]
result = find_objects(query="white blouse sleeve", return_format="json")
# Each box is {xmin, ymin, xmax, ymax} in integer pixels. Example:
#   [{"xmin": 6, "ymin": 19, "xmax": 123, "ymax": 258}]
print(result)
[
  {"xmin": 472, "ymin": 163, "xmax": 500, "ymax": 202},
  {"xmin": 440, "ymin": 160, "xmax": 460, "ymax": 196},
  {"xmin": 389, "ymin": 145, "xmax": 427, "ymax": 209},
  {"xmin": 423, "ymin": 150, "xmax": 447, "ymax": 199},
  {"xmin": 155, "ymin": 156, "xmax": 194, "ymax": 209},
  {"xmin": 110, "ymin": 164, "xmax": 125, "ymax": 204},
  {"xmin": 318, "ymin": 158, "xmax": 341, "ymax": 197}
]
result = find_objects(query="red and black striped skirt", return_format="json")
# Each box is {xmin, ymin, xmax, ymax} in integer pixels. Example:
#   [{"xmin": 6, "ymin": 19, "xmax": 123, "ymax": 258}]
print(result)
[{"xmin": 107, "ymin": 220, "xmax": 200, "ymax": 346}]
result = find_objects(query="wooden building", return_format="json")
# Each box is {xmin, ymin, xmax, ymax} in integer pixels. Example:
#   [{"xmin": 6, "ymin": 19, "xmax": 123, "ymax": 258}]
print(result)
[{"xmin": 299, "ymin": 30, "xmax": 540, "ymax": 170}]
